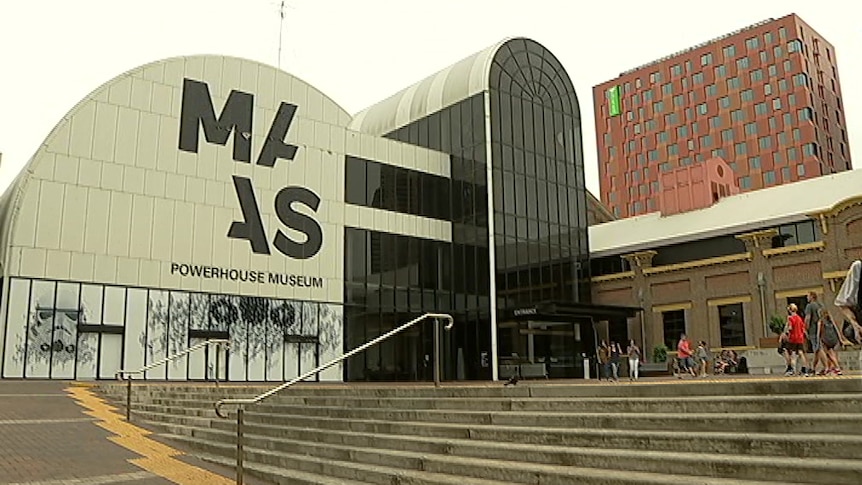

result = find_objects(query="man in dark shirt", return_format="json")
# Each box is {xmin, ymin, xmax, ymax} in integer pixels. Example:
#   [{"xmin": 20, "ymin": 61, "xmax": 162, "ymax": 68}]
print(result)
[{"xmin": 803, "ymin": 292, "xmax": 825, "ymax": 374}]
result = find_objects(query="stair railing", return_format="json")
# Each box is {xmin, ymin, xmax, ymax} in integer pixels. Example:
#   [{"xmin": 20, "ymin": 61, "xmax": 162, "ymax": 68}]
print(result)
[
  {"xmin": 214, "ymin": 313, "xmax": 454, "ymax": 485},
  {"xmin": 116, "ymin": 338, "xmax": 230, "ymax": 422}
]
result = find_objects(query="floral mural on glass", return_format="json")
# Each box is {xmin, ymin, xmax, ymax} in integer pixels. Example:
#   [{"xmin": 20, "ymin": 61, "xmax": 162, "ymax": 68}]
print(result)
[{"xmin": 2, "ymin": 277, "xmax": 343, "ymax": 381}]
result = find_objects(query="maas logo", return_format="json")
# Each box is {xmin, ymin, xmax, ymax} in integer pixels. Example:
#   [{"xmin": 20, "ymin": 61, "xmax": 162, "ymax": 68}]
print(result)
[{"xmin": 177, "ymin": 78, "xmax": 322, "ymax": 260}]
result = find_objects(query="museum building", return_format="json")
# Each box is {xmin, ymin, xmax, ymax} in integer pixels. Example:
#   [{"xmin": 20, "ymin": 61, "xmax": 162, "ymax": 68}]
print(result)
[{"xmin": 0, "ymin": 38, "xmax": 635, "ymax": 381}]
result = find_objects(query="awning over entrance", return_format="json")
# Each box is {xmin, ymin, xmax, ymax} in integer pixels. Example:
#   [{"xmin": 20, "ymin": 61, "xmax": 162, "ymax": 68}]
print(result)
[{"xmin": 505, "ymin": 301, "xmax": 642, "ymax": 322}]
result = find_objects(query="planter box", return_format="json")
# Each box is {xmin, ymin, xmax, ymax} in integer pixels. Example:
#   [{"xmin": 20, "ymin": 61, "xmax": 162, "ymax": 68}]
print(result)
[
  {"xmin": 759, "ymin": 337, "xmax": 780, "ymax": 348},
  {"xmin": 640, "ymin": 362, "xmax": 670, "ymax": 376}
]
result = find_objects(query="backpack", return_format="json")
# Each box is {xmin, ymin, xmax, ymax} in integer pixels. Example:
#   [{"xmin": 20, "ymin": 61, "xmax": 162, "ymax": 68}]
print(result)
[{"xmin": 822, "ymin": 319, "xmax": 840, "ymax": 348}]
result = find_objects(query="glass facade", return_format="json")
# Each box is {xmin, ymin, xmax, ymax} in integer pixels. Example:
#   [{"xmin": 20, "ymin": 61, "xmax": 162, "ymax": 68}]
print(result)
[
  {"xmin": 2, "ymin": 277, "xmax": 342, "ymax": 381},
  {"xmin": 350, "ymin": 38, "xmax": 593, "ymax": 380}
]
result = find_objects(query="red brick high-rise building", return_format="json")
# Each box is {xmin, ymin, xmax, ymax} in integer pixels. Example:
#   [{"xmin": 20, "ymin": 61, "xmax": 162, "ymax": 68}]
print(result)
[{"xmin": 593, "ymin": 14, "xmax": 852, "ymax": 219}]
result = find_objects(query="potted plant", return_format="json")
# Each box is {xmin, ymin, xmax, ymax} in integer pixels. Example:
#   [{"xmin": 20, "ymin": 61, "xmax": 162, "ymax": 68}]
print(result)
[
  {"xmin": 759, "ymin": 314, "xmax": 786, "ymax": 348},
  {"xmin": 652, "ymin": 344, "xmax": 669, "ymax": 363}
]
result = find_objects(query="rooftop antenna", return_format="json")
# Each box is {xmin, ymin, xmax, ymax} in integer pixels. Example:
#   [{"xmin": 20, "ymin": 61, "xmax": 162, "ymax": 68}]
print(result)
[{"xmin": 277, "ymin": 1, "xmax": 285, "ymax": 69}]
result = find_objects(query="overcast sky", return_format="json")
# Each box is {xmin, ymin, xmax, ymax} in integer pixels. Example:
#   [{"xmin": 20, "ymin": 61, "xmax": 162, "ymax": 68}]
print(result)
[{"xmin": 0, "ymin": 0, "xmax": 858, "ymax": 195}]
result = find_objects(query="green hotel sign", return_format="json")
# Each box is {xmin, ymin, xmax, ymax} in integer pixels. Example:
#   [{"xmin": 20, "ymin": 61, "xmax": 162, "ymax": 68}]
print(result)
[{"xmin": 607, "ymin": 85, "xmax": 621, "ymax": 117}]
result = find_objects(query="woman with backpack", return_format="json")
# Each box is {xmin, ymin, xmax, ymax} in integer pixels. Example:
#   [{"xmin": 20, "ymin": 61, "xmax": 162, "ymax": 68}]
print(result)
[{"xmin": 818, "ymin": 309, "xmax": 849, "ymax": 376}]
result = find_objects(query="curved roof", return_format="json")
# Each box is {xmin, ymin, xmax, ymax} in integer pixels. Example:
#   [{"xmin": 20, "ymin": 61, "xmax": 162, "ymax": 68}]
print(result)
[{"xmin": 348, "ymin": 38, "xmax": 513, "ymax": 136}]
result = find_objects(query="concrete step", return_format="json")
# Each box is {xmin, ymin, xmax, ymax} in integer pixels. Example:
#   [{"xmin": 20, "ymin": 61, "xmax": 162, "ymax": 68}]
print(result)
[
  {"xmin": 161, "ymin": 432, "xmax": 811, "ymax": 485},
  {"xmin": 192, "ymin": 448, "xmax": 518, "ymax": 485},
  {"xmin": 165, "ymin": 413, "xmax": 862, "ymax": 461},
  {"xmin": 128, "ymin": 391, "xmax": 862, "ymax": 415},
  {"xmin": 100, "ymin": 376, "xmax": 862, "ymax": 400}
]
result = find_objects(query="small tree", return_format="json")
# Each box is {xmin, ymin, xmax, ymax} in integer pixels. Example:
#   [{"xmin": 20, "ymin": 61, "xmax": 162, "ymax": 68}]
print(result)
[
  {"xmin": 768, "ymin": 314, "xmax": 786, "ymax": 336},
  {"xmin": 652, "ymin": 344, "xmax": 669, "ymax": 363}
]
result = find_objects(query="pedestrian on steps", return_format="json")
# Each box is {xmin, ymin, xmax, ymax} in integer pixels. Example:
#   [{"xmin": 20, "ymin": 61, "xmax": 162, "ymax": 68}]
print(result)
[
  {"xmin": 626, "ymin": 340, "xmax": 641, "ymax": 381},
  {"xmin": 783, "ymin": 304, "xmax": 811, "ymax": 377}
]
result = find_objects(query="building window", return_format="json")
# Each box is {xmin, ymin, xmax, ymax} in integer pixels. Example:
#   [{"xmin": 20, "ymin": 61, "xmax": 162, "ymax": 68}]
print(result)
[
  {"xmin": 697, "ymin": 103, "xmax": 708, "ymax": 115},
  {"xmin": 778, "ymin": 132, "xmax": 788, "ymax": 145},
  {"xmin": 772, "ymin": 220, "xmax": 818, "ymax": 247},
  {"xmin": 798, "ymin": 107, "xmax": 813, "ymax": 121},
  {"xmin": 706, "ymin": 84, "xmax": 718, "ymax": 97},
  {"xmin": 764, "ymin": 32, "xmax": 773, "ymax": 44},
  {"xmin": 642, "ymin": 90, "xmax": 654, "ymax": 102},
  {"xmin": 793, "ymin": 73, "xmax": 808, "ymax": 87},
  {"xmin": 759, "ymin": 51, "xmax": 769, "ymax": 63},
  {"xmin": 653, "ymin": 101, "xmax": 664, "ymax": 113},
  {"xmin": 788, "ymin": 147, "xmax": 798, "ymax": 161},
  {"xmin": 797, "ymin": 163, "xmax": 805, "ymax": 176},
  {"xmin": 714, "ymin": 65, "xmax": 727, "ymax": 77},
  {"xmin": 701, "ymin": 53, "xmax": 713, "ymax": 66},
  {"xmin": 726, "ymin": 77, "xmax": 741, "ymax": 90},
  {"xmin": 788, "ymin": 94, "xmax": 796, "ymax": 106},
  {"xmin": 763, "ymin": 170, "xmax": 776, "ymax": 185},
  {"xmin": 779, "ymin": 27, "xmax": 786, "ymax": 40},
  {"xmin": 778, "ymin": 79, "xmax": 788, "ymax": 92},
  {"xmin": 718, "ymin": 303, "xmax": 746, "ymax": 347},
  {"xmin": 783, "ymin": 113, "xmax": 792, "ymax": 126},
  {"xmin": 709, "ymin": 116, "xmax": 722, "ymax": 128},
  {"xmin": 745, "ymin": 37, "xmax": 760, "ymax": 50},
  {"xmin": 736, "ymin": 57, "xmax": 750, "ymax": 69},
  {"xmin": 719, "ymin": 96, "xmax": 731, "ymax": 109},
  {"xmin": 731, "ymin": 110, "xmax": 745, "ymax": 122},
  {"xmin": 755, "ymin": 103, "xmax": 768, "ymax": 115},
  {"xmin": 671, "ymin": 64, "xmax": 682, "ymax": 76},
  {"xmin": 662, "ymin": 83, "xmax": 673, "ymax": 95},
  {"xmin": 744, "ymin": 122, "xmax": 757, "ymax": 135},
  {"xmin": 803, "ymin": 142, "xmax": 817, "ymax": 157},
  {"xmin": 748, "ymin": 156, "xmax": 760, "ymax": 169},
  {"xmin": 735, "ymin": 142, "xmax": 747, "ymax": 156},
  {"xmin": 723, "ymin": 45, "xmax": 736, "ymax": 58},
  {"xmin": 781, "ymin": 166, "xmax": 791, "ymax": 181},
  {"xmin": 681, "ymin": 157, "xmax": 692, "ymax": 166},
  {"xmin": 660, "ymin": 162, "xmax": 672, "ymax": 172},
  {"xmin": 711, "ymin": 148, "xmax": 725, "ymax": 158},
  {"xmin": 693, "ymin": 72, "xmax": 704, "ymax": 84},
  {"xmin": 667, "ymin": 144, "xmax": 679, "ymax": 156},
  {"xmin": 788, "ymin": 39, "xmax": 802, "ymax": 53},
  {"xmin": 657, "ymin": 131, "xmax": 669, "ymax": 143},
  {"xmin": 758, "ymin": 136, "xmax": 772, "ymax": 149},
  {"xmin": 673, "ymin": 94, "xmax": 685, "ymax": 107},
  {"xmin": 764, "ymin": 84, "xmax": 773, "ymax": 96},
  {"xmin": 676, "ymin": 125, "xmax": 689, "ymax": 138},
  {"xmin": 792, "ymin": 128, "xmax": 801, "ymax": 141},
  {"xmin": 783, "ymin": 60, "xmax": 792, "ymax": 72},
  {"xmin": 721, "ymin": 129, "xmax": 734, "ymax": 143},
  {"xmin": 700, "ymin": 135, "xmax": 712, "ymax": 147},
  {"xmin": 772, "ymin": 98, "xmax": 782, "ymax": 110},
  {"xmin": 774, "ymin": 151, "xmax": 784, "ymax": 164},
  {"xmin": 648, "ymin": 149, "xmax": 659, "ymax": 161},
  {"xmin": 774, "ymin": 45, "xmax": 783, "ymax": 58},
  {"xmin": 750, "ymin": 69, "xmax": 764, "ymax": 82},
  {"xmin": 662, "ymin": 310, "xmax": 687, "ymax": 350},
  {"xmin": 739, "ymin": 176, "xmax": 751, "ymax": 189},
  {"xmin": 664, "ymin": 113, "xmax": 679, "ymax": 125},
  {"xmin": 768, "ymin": 65, "xmax": 778, "ymax": 77},
  {"xmin": 740, "ymin": 89, "xmax": 754, "ymax": 102}
]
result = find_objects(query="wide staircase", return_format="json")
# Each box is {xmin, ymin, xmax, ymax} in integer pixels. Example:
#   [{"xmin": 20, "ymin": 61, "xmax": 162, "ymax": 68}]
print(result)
[{"xmin": 98, "ymin": 377, "xmax": 862, "ymax": 485}]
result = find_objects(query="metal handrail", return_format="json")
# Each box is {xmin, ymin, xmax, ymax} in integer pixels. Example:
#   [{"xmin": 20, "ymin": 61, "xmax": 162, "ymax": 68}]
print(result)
[
  {"xmin": 214, "ymin": 313, "xmax": 454, "ymax": 485},
  {"xmin": 116, "ymin": 338, "xmax": 229, "ymax": 421}
]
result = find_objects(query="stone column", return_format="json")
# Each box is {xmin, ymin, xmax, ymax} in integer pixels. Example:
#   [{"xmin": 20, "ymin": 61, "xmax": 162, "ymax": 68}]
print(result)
[{"xmin": 735, "ymin": 229, "xmax": 777, "ymax": 343}]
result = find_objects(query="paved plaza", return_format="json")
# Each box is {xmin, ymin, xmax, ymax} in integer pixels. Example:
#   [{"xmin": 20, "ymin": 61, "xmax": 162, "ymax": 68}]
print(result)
[{"xmin": 0, "ymin": 381, "xmax": 248, "ymax": 485}]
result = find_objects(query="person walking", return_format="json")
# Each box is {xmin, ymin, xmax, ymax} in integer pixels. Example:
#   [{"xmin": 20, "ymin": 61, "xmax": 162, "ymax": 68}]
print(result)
[
  {"xmin": 677, "ymin": 334, "xmax": 697, "ymax": 378},
  {"xmin": 803, "ymin": 291, "xmax": 826, "ymax": 375},
  {"xmin": 626, "ymin": 340, "xmax": 641, "ymax": 381},
  {"xmin": 597, "ymin": 341, "xmax": 611, "ymax": 382},
  {"xmin": 609, "ymin": 341, "xmax": 621, "ymax": 382},
  {"xmin": 835, "ymin": 260, "xmax": 862, "ymax": 343},
  {"xmin": 819, "ymin": 309, "xmax": 849, "ymax": 376},
  {"xmin": 783, "ymin": 303, "xmax": 811, "ymax": 377},
  {"xmin": 695, "ymin": 341, "xmax": 710, "ymax": 378}
]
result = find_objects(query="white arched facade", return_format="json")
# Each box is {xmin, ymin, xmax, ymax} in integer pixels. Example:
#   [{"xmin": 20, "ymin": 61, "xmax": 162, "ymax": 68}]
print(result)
[{"xmin": 0, "ymin": 55, "xmax": 454, "ymax": 380}]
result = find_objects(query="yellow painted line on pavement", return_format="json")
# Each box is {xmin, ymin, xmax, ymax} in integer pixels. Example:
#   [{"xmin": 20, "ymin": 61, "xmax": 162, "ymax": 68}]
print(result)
[{"xmin": 66, "ymin": 386, "xmax": 233, "ymax": 485}]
